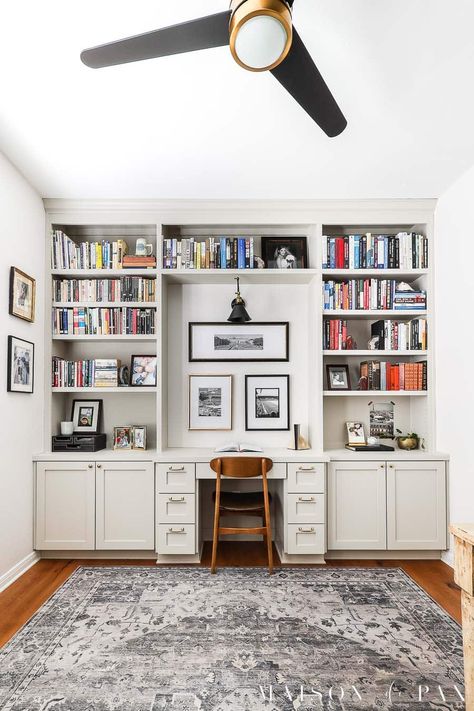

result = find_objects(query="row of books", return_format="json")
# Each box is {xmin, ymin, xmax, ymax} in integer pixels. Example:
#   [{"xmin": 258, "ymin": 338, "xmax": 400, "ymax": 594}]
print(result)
[
  {"xmin": 52, "ymin": 307, "xmax": 156, "ymax": 335},
  {"xmin": 53, "ymin": 277, "xmax": 156, "ymax": 303},
  {"xmin": 51, "ymin": 230, "xmax": 130, "ymax": 270},
  {"xmin": 322, "ymin": 233, "xmax": 428, "ymax": 270},
  {"xmin": 162, "ymin": 237, "xmax": 255, "ymax": 269},
  {"xmin": 323, "ymin": 280, "xmax": 427, "ymax": 311},
  {"xmin": 52, "ymin": 358, "xmax": 121, "ymax": 388},
  {"xmin": 360, "ymin": 361, "xmax": 428, "ymax": 391},
  {"xmin": 323, "ymin": 318, "xmax": 428, "ymax": 351}
]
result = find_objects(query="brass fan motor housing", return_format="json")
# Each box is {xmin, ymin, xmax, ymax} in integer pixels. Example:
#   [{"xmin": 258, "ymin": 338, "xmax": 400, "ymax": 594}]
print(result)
[{"xmin": 229, "ymin": 0, "xmax": 293, "ymax": 72}]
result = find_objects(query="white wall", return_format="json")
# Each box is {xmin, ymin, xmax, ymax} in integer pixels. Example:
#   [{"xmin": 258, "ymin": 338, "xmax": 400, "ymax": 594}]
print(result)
[
  {"xmin": 435, "ymin": 165, "xmax": 474, "ymax": 566},
  {"xmin": 0, "ymin": 152, "xmax": 44, "ymax": 588}
]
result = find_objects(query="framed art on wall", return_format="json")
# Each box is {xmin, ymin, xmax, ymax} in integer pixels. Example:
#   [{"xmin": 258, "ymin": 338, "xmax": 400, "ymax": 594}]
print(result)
[
  {"xmin": 189, "ymin": 322, "xmax": 289, "ymax": 362},
  {"xmin": 9, "ymin": 267, "xmax": 36, "ymax": 322},
  {"xmin": 189, "ymin": 374, "xmax": 232, "ymax": 430},
  {"xmin": 261, "ymin": 237, "xmax": 308, "ymax": 269},
  {"xmin": 130, "ymin": 355, "xmax": 157, "ymax": 386},
  {"xmin": 71, "ymin": 399, "xmax": 102, "ymax": 433},
  {"xmin": 7, "ymin": 336, "xmax": 34, "ymax": 393},
  {"xmin": 245, "ymin": 374, "xmax": 290, "ymax": 431}
]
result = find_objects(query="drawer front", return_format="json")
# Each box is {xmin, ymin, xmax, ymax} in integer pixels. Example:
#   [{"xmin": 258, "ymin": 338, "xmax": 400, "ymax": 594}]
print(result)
[
  {"xmin": 195, "ymin": 461, "xmax": 286, "ymax": 479},
  {"xmin": 157, "ymin": 524, "xmax": 196, "ymax": 555},
  {"xmin": 287, "ymin": 494, "xmax": 325, "ymax": 524},
  {"xmin": 287, "ymin": 463, "xmax": 325, "ymax": 493},
  {"xmin": 157, "ymin": 494, "xmax": 196, "ymax": 524},
  {"xmin": 156, "ymin": 463, "xmax": 195, "ymax": 493},
  {"xmin": 287, "ymin": 524, "xmax": 326, "ymax": 554}
]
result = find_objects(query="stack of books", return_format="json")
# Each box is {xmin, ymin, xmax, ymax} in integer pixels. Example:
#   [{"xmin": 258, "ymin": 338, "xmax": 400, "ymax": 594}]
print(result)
[
  {"xmin": 122, "ymin": 255, "xmax": 156, "ymax": 269},
  {"xmin": 370, "ymin": 319, "xmax": 427, "ymax": 350},
  {"xmin": 322, "ymin": 232, "xmax": 428, "ymax": 269},
  {"xmin": 52, "ymin": 358, "xmax": 121, "ymax": 388},
  {"xmin": 93, "ymin": 359, "xmax": 120, "ymax": 387},
  {"xmin": 162, "ymin": 237, "xmax": 255, "ymax": 269},
  {"xmin": 393, "ymin": 289, "xmax": 426, "ymax": 310},
  {"xmin": 51, "ymin": 230, "xmax": 128, "ymax": 270},
  {"xmin": 53, "ymin": 276, "xmax": 156, "ymax": 303},
  {"xmin": 360, "ymin": 360, "xmax": 428, "ymax": 391},
  {"xmin": 52, "ymin": 307, "xmax": 156, "ymax": 335}
]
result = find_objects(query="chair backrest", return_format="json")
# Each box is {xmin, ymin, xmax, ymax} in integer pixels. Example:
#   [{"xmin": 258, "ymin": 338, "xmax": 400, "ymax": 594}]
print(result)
[{"xmin": 210, "ymin": 457, "xmax": 273, "ymax": 479}]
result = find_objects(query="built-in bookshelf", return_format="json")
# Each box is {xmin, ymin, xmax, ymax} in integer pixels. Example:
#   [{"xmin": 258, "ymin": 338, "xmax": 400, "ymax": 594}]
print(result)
[{"xmin": 43, "ymin": 205, "xmax": 435, "ymax": 456}]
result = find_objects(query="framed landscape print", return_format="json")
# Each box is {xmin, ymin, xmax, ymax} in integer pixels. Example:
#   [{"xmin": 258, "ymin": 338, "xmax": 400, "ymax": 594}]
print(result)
[
  {"xmin": 189, "ymin": 374, "xmax": 232, "ymax": 430},
  {"xmin": 9, "ymin": 267, "xmax": 36, "ymax": 322},
  {"xmin": 261, "ymin": 237, "xmax": 308, "ymax": 269},
  {"xmin": 130, "ymin": 355, "xmax": 157, "ymax": 386},
  {"xmin": 7, "ymin": 336, "xmax": 34, "ymax": 393},
  {"xmin": 71, "ymin": 399, "xmax": 102, "ymax": 433},
  {"xmin": 245, "ymin": 374, "xmax": 290, "ymax": 431},
  {"xmin": 189, "ymin": 322, "xmax": 289, "ymax": 362}
]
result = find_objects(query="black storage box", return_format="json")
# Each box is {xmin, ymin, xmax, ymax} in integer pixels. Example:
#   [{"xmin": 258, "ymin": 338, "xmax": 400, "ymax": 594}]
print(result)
[{"xmin": 52, "ymin": 433, "xmax": 107, "ymax": 452}]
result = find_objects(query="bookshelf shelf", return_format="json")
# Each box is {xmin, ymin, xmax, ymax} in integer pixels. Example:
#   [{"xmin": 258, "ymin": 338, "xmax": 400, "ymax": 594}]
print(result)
[
  {"xmin": 52, "ymin": 335, "xmax": 157, "ymax": 341},
  {"xmin": 323, "ymin": 390, "xmax": 428, "ymax": 397},
  {"xmin": 322, "ymin": 269, "xmax": 428, "ymax": 278},
  {"xmin": 323, "ymin": 310, "xmax": 427, "ymax": 319},
  {"xmin": 52, "ymin": 387, "xmax": 157, "ymax": 394},
  {"xmin": 161, "ymin": 268, "xmax": 318, "ymax": 285},
  {"xmin": 51, "ymin": 269, "xmax": 157, "ymax": 277},
  {"xmin": 322, "ymin": 350, "xmax": 428, "ymax": 357},
  {"xmin": 53, "ymin": 302, "xmax": 158, "ymax": 308}
]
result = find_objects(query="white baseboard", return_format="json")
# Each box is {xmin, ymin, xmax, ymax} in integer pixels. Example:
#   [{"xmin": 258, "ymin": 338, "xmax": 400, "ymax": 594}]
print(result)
[{"xmin": 0, "ymin": 551, "xmax": 40, "ymax": 593}]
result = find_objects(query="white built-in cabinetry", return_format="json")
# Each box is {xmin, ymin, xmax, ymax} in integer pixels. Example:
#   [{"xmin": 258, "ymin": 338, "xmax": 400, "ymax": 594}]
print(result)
[{"xmin": 328, "ymin": 459, "xmax": 447, "ymax": 551}]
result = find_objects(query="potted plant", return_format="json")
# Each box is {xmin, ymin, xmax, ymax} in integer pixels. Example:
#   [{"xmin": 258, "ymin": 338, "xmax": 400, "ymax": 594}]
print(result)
[{"xmin": 395, "ymin": 429, "xmax": 420, "ymax": 451}]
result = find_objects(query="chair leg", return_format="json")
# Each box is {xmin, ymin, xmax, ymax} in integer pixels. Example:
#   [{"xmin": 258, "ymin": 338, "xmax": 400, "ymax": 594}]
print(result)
[
  {"xmin": 211, "ymin": 510, "xmax": 220, "ymax": 574},
  {"xmin": 263, "ymin": 512, "xmax": 273, "ymax": 575}
]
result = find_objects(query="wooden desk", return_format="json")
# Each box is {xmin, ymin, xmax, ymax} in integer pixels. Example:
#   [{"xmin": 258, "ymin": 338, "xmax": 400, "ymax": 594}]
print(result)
[{"xmin": 450, "ymin": 523, "xmax": 474, "ymax": 710}]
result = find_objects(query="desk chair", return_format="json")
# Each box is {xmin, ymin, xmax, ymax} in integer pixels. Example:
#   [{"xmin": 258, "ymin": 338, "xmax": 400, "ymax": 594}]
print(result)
[{"xmin": 210, "ymin": 457, "xmax": 273, "ymax": 574}]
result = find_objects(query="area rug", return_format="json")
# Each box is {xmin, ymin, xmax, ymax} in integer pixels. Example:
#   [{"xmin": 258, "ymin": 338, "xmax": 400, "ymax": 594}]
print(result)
[{"xmin": 0, "ymin": 567, "xmax": 464, "ymax": 711}]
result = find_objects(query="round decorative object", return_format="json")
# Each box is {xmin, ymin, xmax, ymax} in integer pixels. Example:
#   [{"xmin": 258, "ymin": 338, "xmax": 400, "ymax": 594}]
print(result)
[
  {"xmin": 367, "ymin": 436, "xmax": 379, "ymax": 446},
  {"xmin": 396, "ymin": 436, "xmax": 419, "ymax": 451},
  {"xmin": 119, "ymin": 365, "xmax": 130, "ymax": 387},
  {"xmin": 229, "ymin": 0, "xmax": 293, "ymax": 72}
]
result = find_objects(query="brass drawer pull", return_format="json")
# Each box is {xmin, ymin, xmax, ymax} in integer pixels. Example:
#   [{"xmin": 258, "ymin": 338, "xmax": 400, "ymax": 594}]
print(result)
[
  {"xmin": 168, "ymin": 466, "xmax": 185, "ymax": 472},
  {"xmin": 298, "ymin": 466, "xmax": 315, "ymax": 472},
  {"xmin": 168, "ymin": 527, "xmax": 186, "ymax": 534},
  {"xmin": 168, "ymin": 496, "xmax": 185, "ymax": 502},
  {"xmin": 298, "ymin": 496, "xmax": 315, "ymax": 502},
  {"xmin": 298, "ymin": 527, "xmax": 315, "ymax": 533}
]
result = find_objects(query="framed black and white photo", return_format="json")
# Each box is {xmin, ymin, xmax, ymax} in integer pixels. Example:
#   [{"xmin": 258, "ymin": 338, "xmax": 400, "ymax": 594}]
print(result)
[
  {"xmin": 189, "ymin": 322, "xmax": 289, "ymax": 362},
  {"xmin": 326, "ymin": 364, "xmax": 351, "ymax": 391},
  {"xmin": 189, "ymin": 374, "xmax": 232, "ymax": 430},
  {"xmin": 132, "ymin": 425, "xmax": 147, "ymax": 450},
  {"xmin": 245, "ymin": 374, "xmax": 289, "ymax": 431},
  {"xmin": 71, "ymin": 399, "xmax": 102, "ymax": 433},
  {"xmin": 9, "ymin": 267, "xmax": 36, "ymax": 322},
  {"xmin": 7, "ymin": 336, "xmax": 34, "ymax": 393},
  {"xmin": 130, "ymin": 355, "xmax": 157, "ymax": 386},
  {"xmin": 261, "ymin": 237, "xmax": 308, "ymax": 269}
]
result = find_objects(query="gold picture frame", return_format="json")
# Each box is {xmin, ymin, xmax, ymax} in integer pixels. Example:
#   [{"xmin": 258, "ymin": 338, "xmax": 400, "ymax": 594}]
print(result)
[{"xmin": 9, "ymin": 267, "xmax": 36, "ymax": 322}]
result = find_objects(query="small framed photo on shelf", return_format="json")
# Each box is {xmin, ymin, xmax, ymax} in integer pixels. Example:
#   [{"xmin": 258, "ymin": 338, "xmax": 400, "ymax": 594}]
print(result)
[
  {"xmin": 7, "ymin": 336, "xmax": 34, "ymax": 393},
  {"xmin": 326, "ymin": 364, "xmax": 351, "ymax": 391},
  {"xmin": 71, "ymin": 399, "xmax": 102, "ymax": 433},
  {"xmin": 130, "ymin": 355, "xmax": 157, "ymax": 386},
  {"xmin": 9, "ymin": 267, "xmax": 36, "ymax": 322},
  {"xmin": 189, "ymin": 374, "xmax": 232, "ymax": 430},
  {"xmin": 189, "ymin": 322, "xmax": 289, "ymax": 362},
  {"xmin": 245, "ymin": 374, "xmax": 290, "ymax": 431},
  {"xmin": 261, "ymin": 237, "xmax": 308, "ymax": 269},
  {"xmin": 346, "ymin": 421, "xmax": 366, "ymax": 446},
  {"xmin": 113, "ymin": 426, "xmax": 133, "ymax": 450},
  {"xmin": 132, "ymin": 425, "xmax": 147, "ymax": 450}
]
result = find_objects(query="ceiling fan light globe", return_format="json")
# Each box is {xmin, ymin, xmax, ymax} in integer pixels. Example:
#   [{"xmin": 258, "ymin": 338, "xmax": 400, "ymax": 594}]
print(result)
[{"xmin": 230, "ymin": 0, "xmax": 293, "ymax": 72}]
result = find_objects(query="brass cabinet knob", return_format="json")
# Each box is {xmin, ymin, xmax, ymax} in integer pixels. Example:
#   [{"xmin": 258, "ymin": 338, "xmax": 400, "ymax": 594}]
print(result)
[
  {"xmin": 97, "ymin": 464, "xmax": 102, "ymax": 469},
  {"xmin": 88, "ymin": 464, "xmax": 93, "ymax": 469}
]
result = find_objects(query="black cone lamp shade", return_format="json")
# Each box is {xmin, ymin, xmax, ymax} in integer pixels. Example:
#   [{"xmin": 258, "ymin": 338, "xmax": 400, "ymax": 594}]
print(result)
[{"xmin": 227, "ymin": 276, "xmax": 251, "ymax": 322}]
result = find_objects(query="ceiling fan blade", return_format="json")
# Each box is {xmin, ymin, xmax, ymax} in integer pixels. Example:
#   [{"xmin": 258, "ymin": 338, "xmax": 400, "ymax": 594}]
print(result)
[
  {"xmin": 81, "ymin": 11, "xmax": 231, "ymax": 69},
  {"xmin": 271, "ymin": 28, "xmax": 347, "ymax": 137}
]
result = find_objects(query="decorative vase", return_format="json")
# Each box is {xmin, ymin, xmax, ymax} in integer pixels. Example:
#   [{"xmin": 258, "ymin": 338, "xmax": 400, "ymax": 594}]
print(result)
[{"xmin": 396, "ymin": 436, "xmax": 419, "ymax": 451}]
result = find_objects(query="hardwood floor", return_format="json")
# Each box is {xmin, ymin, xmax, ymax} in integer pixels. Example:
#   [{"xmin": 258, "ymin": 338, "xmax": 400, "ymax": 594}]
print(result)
[{"xmin": 0, "ymin": 543, "xmax": 461, "ymax": 649}]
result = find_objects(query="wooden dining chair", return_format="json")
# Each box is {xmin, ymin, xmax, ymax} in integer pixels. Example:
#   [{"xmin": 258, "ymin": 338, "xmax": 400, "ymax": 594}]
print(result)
[{"xmin": 210, "ymin": 457, "xmax": 273, "ymax": 574}]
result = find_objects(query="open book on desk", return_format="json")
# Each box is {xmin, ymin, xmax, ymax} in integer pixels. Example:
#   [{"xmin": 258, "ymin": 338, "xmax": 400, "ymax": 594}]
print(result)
[{"xmin": 214, "ymin": 443, "xmax": 263, "ymax": 453}]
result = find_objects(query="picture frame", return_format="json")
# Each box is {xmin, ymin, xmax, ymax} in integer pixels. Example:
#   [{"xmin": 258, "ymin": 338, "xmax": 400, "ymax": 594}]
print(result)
[
  {"xmin": 189, "ymin": 322, "xmax": 289, "ymax": 362},
  {"xmin": 71, "ymin": 399, "xmax": 102, "ymax": 433},
  {"xmin": 189, "ymin": 374, "xmax": 232, "ymax": 430},
  {"xmin": 9, "ymin": 267, "xmax": 36, "ymax": 322},
  {"xmin": 114, "ymin": 426, "xmax": 132, "ymax": 450},
  {"xmin": 130, "ymin": 355, "xmax": 157, "ymax": 387},
  {"xmin": 132, "ymin": 425, "xmax": 147, "ymax": 450},
  {"xmin": 326, "ymin": 364, "xmax": 351, "ymax": 391},
  {"xmin": 7, "ymin": 336, "xmax": 34, "ymax": 393},
  {"xmin": 346, "ymin": 421, "xmax": 366, "ymax": 446},
  {"xmin": 261, "ymin": 237, "xmax": 308, "ymax": 269},
  {"xmin": 245, "ymin": 374, "xmax": 290, "ymax": 431}
]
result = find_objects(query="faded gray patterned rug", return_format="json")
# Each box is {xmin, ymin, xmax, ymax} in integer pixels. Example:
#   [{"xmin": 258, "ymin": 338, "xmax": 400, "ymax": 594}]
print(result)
[{"xmin": 0, "ymin": 567, "xmax": 464, "ymax": 710}]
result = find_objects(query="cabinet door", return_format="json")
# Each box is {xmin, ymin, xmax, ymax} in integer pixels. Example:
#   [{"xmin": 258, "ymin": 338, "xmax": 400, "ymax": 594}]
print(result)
[
  {"xmin": 328, "ymin": 461, "xmax": 387, "ymax": 550},
  {"xmin": 35, "ymin": 461, "xmax": 95, "ymax": 550},
  {"xmin": 96, "ymin": 462, "xmax": 154, "ymax": 550},
  {"xmin": 387, "ymin": 461, "xmax": 447, "ymax": 550}
]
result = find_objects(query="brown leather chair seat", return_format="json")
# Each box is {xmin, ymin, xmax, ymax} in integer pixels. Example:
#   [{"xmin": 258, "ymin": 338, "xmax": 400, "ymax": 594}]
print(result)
[{"xmin": 212, "ymin": 490, "xmax": 272, "ymax": 512}]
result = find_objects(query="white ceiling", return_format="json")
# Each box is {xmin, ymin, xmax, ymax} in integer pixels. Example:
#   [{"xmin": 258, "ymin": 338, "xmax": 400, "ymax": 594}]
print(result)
[{"xmin": 1, "ymin": 0, "xmax": 474, "ymax": 199}]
